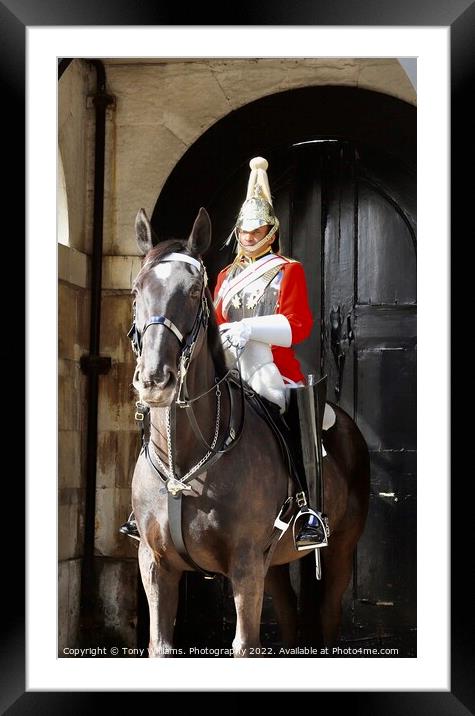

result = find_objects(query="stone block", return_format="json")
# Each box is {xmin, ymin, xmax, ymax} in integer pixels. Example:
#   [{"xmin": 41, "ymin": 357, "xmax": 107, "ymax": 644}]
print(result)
[
  {"xmin": 97, "ymin": 362, "xmax": 137, "ymax": 432},
  {"xmin": 58, "ymin": 559, "xmax": 69, "ymax": 653},
  {"xmin": 280, "ymin": 58, "xmax": 360, "ymax": 91},
  {"xmin": 77, "ymin": 289, "xmax": 91, "ymax": 355},
  {"xmin": 102, "ymin": 256, "xmax": 142, "ymax": 291},
  {"xmin": 109, "ymin": 123, "xmax": 187, "ymax": 256},
  {"xmin": 58, "ymin": 283, "xmax": 78, "ymax": 361},
  {"xmin": 59, "ymin": 282, "xmax": 90, "ymax": 361},
  {"xmin": 58, "ymin": 243, "xmax": 70, "ymax": 281},
  {"xmin": 108, "ymin": 62, "xmax": 230, "ymax": 141},
  {"xmin": 94, "ymin": 487, "xmax": 137, "ymax": 559},
  {"xmin": 357, "ymin": 59, "xmax": 416, "ymax": 104},
  {"xmin": 100, "ymin": 292, "xmax": 137, "ymax": 362},
  {"xmin": 97, "ymin": 430, "xmax": 140, "ymax": 490},
  {"xmin": 209, "ymin": 58, "xmax": 296, "ymax": 109},
  {"xmin": 58, "ymin": 429, "xmax": 82, "ymax": 489},
  {"xmin": 58, "ymin": 359, "xmax": 83, "ymax": 431},
  {"xmin": 67, "ymin": 559, "xmax": 82, "ymax": 649},
  {"xmin": 94, "ymin": 557, "xmax": 138, "ymax": 648},
  {"xmin": 96, "ymin": 431, "xmax": 118, "ymax": 490},
  {"xmin": 69, "ymin": 247, "xmax": 90, "ymax": 289},
  {"xmin": 58, "ymin": 487, "xmax": 85, "ymax": 561},
  {"xmin": 58, "ymin": 244, "xmax": 90, "ymax": 289},
  {"xmin": 58, "ymin": 558, "xmax": 82, "ymax": 655},
  {"xmin": 115, "ymin": 430, "xmax": 140, "ymax": 489}
]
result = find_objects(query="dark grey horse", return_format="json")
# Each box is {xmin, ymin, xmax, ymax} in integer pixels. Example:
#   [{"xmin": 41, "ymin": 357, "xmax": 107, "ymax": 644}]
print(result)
[{"xmin": 130, "ymin": 206, "xmax": 370, "ymax": 657}]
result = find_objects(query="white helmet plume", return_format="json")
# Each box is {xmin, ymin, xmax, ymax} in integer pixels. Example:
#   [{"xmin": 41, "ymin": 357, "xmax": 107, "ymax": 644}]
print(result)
[{"xmin": 246, "ymin": 157, "xmax": 273, "ymax": 205}]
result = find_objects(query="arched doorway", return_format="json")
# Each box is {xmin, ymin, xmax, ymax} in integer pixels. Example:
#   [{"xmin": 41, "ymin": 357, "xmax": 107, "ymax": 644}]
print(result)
[{"xmin": 143, "ymin": 85, "xmax": 416, "ymax": 655}]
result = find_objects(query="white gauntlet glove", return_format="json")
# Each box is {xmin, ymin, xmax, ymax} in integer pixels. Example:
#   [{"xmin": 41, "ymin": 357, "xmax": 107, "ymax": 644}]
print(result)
[
  {"xmin": 219, "ymin": 321, "xmax": 252, "ymax": 350},
  {"xmin": 241, "ymin": 314, "xmax": 292, "ymax": 347},
  {"xmin": 219, "ymin": 315, "xmax": 292, "ymax": 413},
  {"xmin": 219, "ymin": 315, "xmax": 292, "ymax": 351}
]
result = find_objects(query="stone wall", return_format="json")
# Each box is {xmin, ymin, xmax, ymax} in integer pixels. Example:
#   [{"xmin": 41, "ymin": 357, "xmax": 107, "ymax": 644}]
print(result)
[
  {"xmin": 58, "ymin": 60, "xmax": 93, "ymax": 654},
  {"xmin": 58, "ymin": 256, "xmax": 90, "ymax": 652},
  {"xmin": 94, "ymin": 288, "xmax": 140, "ymax": 648}
]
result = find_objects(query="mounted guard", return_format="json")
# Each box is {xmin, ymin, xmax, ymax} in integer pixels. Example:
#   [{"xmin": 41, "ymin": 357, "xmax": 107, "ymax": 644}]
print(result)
[
  {"xmin": 213, "ymin": 156, "xmax": 330, "ymax": 553},
  {"xmin": 120, "ymin": 156, "xmax": 331, "ymax": 558}
]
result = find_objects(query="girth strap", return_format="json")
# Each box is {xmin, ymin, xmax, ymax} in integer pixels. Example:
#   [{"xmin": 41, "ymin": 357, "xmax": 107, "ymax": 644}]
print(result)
[{"xmin": 167, "ymin": 493, "xmax": 216, "ymax": 578}]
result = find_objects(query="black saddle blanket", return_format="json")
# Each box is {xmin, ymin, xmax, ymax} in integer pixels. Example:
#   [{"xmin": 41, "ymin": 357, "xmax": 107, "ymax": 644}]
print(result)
[{"xmin": 228, "ymin": 376, "xmax": 306, "ymax": 495}]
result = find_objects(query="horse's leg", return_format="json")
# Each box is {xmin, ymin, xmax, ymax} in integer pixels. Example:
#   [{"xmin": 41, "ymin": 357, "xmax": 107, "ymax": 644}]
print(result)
[
  {"xmin": 264, "ymin": 565, "xmax": 298, "ymax": 647},
  {"xmin": 229, "ymin": 552, "xmax": 265, "ymax": 658},
  {"xmin": 319, "ymin": 532, "xmax": 358, "ymax": 647},
  {"xmin": 138, "ymin": 540, "xmax": 182, "ymax": 658}
]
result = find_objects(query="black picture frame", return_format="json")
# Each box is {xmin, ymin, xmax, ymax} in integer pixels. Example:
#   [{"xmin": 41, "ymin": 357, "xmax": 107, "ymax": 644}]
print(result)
[{"xmin": 3, "ymin": 1, "xmax": 471, "ymax": 712}]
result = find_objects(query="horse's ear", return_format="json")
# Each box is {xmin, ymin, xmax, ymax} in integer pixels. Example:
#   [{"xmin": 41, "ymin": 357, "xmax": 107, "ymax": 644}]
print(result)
[
  {"xmin": 135, "ymin": 208, "xmax": 158, "ymax": 255},
  {"xmin": 187, "ymin": 207, "xmax": 211, "ymax": 256}
]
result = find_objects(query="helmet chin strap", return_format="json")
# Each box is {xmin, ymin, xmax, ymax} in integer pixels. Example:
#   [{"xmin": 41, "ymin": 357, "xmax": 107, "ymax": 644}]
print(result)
[{"xmin": 235, "ymin": 221, "xmax": 279, "ymax": 255}]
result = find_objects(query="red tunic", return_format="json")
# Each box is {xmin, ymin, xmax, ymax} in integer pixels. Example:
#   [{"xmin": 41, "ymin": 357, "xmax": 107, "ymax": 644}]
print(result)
[{"xmin": 213, "ymin": 257, "xmax": 314, "ymax": 383}]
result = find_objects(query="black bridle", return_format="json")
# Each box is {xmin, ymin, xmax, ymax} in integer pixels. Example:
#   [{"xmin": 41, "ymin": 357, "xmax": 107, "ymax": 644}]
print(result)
[
  {"xmin": 128, "ymin": 252, "xmax": 209, "ymax": 378},
  {"xmin": 128, "ymin": 251, "xmax": 245, "ymax": 458}
]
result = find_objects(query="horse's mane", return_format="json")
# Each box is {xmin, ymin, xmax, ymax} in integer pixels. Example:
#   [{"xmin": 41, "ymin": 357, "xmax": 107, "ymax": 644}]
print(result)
[
  {"xmin": 204, "ymin": 289, "xmax": 227, "ymax": 378},
  {"xmin": 133, "ymin": 239, "xmax": 227, "ymax": 378}
]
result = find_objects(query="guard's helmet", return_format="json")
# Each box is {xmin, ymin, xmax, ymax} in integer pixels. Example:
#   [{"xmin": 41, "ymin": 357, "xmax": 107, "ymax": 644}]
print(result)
[{"xmin": 235, "ymin": 157, "xmax": 279, "ymax": 235}]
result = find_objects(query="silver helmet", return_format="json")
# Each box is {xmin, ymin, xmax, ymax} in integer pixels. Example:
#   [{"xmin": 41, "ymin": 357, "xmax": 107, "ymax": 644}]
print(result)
[{"xmin": 234, "ymin": 156, "xmax": 279, "ymax": 240}]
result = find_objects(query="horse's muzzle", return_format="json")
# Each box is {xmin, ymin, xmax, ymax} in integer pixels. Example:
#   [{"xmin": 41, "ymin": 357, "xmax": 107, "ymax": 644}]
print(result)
[{"xmin": 137, "ymin": 368, "xmax": 177, "ymax": 406}]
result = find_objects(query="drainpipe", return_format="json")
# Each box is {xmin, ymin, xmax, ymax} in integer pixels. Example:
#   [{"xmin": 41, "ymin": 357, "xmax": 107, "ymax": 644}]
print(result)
[{"xmin": 76, "ymin": 59, "xmax": 114, "ymax": 634}]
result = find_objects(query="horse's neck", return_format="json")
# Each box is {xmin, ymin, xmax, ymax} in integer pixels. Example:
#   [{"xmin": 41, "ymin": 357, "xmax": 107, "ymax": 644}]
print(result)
[{"xmin": 149, "ymin": 344, "xmax": 222, "ymax": 475}]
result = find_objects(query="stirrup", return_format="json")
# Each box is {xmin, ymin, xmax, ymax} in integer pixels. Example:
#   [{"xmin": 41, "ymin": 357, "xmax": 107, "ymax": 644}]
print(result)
[
  {"xmin": 292, "ymin": 506, "xmax": 329, "ymax": 551},
  {"xmin": 119, "ymin": 511, "xmax": 140, "ymax": 541}
]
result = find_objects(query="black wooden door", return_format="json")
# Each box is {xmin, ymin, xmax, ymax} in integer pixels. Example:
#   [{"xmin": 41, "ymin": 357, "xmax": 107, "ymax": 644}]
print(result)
[
  {"xmin": 250, "ymin": 142, "xmax": 417, "ymax": 654},
  {"xmin": 321, "ymin": 142, "xmax": 417, "ymax": 652},
  {"xmin": 288, "ymin": 141, "xmax": 417, "ymax": 653}
]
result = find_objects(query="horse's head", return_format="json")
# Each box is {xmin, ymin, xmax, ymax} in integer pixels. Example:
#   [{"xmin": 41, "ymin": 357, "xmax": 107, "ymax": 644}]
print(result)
[{"xmin": 130, "ymin": 207, "xmax": 212, "ymax": 407}]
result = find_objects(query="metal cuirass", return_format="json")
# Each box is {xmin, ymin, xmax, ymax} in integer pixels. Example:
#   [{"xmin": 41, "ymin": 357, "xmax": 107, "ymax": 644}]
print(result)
[{"xmin": 225, "ymin": 261, "xmax": 283, "ymax": 322}]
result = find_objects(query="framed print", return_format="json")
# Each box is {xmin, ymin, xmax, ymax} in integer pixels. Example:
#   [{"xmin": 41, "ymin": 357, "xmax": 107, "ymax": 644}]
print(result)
[{"xmin": 1, "ymin": 0, "xmax": 471, "ymax": 711}]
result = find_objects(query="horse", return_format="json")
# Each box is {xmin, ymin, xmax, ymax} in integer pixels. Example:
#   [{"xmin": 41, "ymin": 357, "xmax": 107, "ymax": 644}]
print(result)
[{"xmin": 130, "ymin": 206, "xmax": 370, "ymax": 658}]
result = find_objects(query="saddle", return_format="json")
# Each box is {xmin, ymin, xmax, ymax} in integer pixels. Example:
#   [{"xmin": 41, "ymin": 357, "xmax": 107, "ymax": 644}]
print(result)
[{"xmin": 228, "ymin": 374, "xmax": 306, "ymax": 497}]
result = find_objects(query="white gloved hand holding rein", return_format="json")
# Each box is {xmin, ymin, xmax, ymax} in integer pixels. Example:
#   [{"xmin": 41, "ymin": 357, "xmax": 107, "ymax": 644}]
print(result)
[
  {"xmin": 219, "ymin": 314, "xmax": 292, "ymax": 351},
  {"xmin": 219, "ymin": 321, "xmax": 252, "ymax": 350},
  {"xmin": 218, "ymin": 315, "xmax": 293, "ymax": 412}
]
